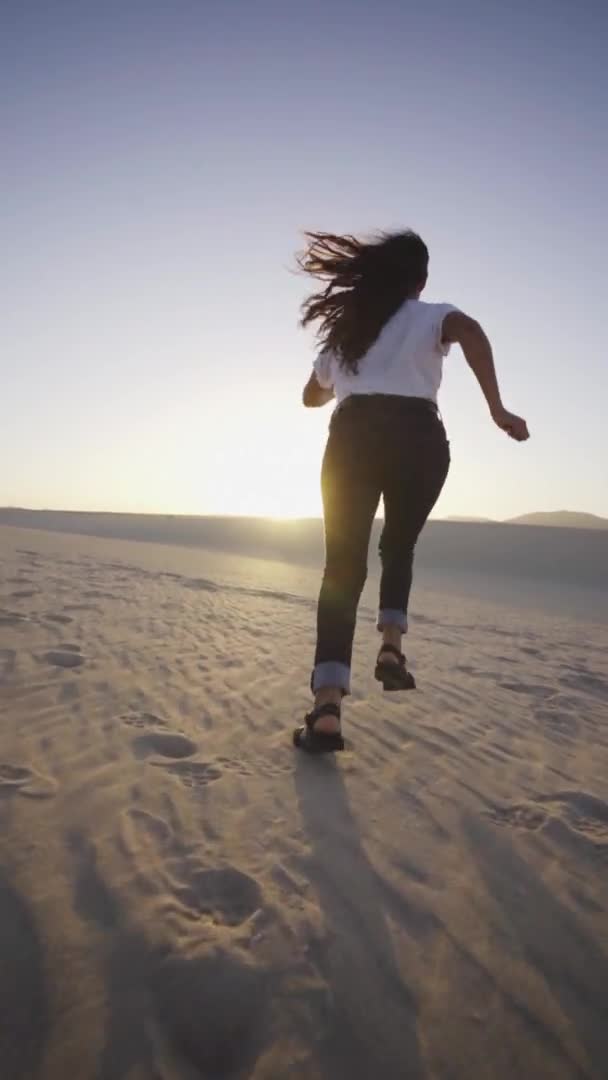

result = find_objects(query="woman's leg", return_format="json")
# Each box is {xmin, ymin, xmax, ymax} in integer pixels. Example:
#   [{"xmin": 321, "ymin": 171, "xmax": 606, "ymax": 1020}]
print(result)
[
  {"xmin": 311, "ymin": 415, "xmax": 381, "ymax": 730},
  {"xmin": 378, "ymin": 421, "xmax": 450, "ymax": 660}
]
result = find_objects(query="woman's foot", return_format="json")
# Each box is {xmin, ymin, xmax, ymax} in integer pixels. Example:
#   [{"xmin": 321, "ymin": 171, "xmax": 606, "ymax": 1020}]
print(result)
[
  {"xmin": 377, "ymin": 646, "xmax": 401, "ymax": 666},
  {"xmin": 375, "ymin": 643, "xmax": 416, "ymax": 691},
  {"xmin": 379, "ymin": 625, "xmax": 403, "ymax": 664},
  {"xmin": 311, "ymin": 687, "xmax": 342, "ymax": 734},
  {"xmin": 293, "ymin": 701, "xmax": 344, "ymax": 753}
]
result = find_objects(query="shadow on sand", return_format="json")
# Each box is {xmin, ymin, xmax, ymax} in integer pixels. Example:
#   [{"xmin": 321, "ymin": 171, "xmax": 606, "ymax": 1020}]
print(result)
[
  {"xmin": 463, "ymin": 813, "xmax": 608, "ymax": 1075},
  {"xmin": 294, "ymin": 755, "xmax": 425, "ymax": 1080},
  {"xmin": 0, "ymin": 870, "xmax": 50, "ymax": 1080}
]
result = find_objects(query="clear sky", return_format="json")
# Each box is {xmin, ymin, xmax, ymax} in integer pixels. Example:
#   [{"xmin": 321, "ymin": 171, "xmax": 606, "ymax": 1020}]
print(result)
[{"xmin": 3, "ymin": 0, "xmax": 607, "ymax": 520}]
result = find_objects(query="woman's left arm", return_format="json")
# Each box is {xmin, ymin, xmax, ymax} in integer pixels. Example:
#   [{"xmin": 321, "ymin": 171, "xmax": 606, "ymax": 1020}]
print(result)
[{"xmin": 302, "ymin": 371, "xmax": 335, "ymax": 407}]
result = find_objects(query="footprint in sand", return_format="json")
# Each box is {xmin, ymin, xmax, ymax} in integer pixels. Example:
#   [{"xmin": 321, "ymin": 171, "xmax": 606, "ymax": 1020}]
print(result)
[
  {"xmin": 132, "ymin": 731, "xmax": 198, "ymax": 760},
  {"xmin": 155, "ymin": 760, "xmax": 222, "ymax": 790},
  {"xmin": 178, "ymin": 866, "xmax": 263, "ymax": 926},
  {"xmin": 535, "ymin": 790, "xmax": 608, "ymax": 842},
  {"xmin": 44, "ymin": 644, "xmax": 85, "ymax": 669},
  {"xmin": 123, "ymin": 808, "xmax": 263, "ymax": 926},
  {"xmin": 9, "ymin": 589, "xmax": 36, "ymax": 600},
  {"xmin": 216, "ymin": 755, "xmax": 253, "ymax": 778},
  {"xmin": 124, "ymin": 806, "xmax": 174, "ymax": 847},
  {"xmin": 485, "ymin": 803, "xmax": 548, "ymax": 831},
  {"xmin": 486, "ymin": 791, "xmax": 608, "ymax": 845},
  {"xmin": 0, "ymin": 763, "xmax": 57, "ymax": 799},
  {"xmin": 119, "ymin": 713, "xmax": 220, "ymax": 786}
]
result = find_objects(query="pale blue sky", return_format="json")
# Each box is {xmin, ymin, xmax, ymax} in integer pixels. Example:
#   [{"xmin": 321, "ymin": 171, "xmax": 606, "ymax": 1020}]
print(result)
[{"xmin": 3, "ymin": 0, "xmax": 606, "ymax": 519}]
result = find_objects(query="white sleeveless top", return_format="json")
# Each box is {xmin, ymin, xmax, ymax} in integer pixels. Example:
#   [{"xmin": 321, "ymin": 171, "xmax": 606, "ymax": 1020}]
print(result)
[{"xmin": 313, "ymin": 299, "xmax": 458, "ymax": 406}]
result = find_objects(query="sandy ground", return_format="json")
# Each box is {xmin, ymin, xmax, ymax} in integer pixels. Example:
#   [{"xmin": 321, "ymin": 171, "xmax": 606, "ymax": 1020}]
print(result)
[{"xmin": 1, "ymin": 523, "xmax": 607, "ymax": 1080}]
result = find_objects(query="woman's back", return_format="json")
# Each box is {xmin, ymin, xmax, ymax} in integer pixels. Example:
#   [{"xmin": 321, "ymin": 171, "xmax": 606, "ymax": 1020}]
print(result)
[{"xmin": 313, "ymin": 298, "xmax": 457, "ymax": 406}]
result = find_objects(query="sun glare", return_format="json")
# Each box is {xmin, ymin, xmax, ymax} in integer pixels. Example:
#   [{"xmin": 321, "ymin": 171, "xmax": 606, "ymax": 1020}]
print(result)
[{"xmin": 192, "ymin": 391, "xmax": 328, "ymax": 519}]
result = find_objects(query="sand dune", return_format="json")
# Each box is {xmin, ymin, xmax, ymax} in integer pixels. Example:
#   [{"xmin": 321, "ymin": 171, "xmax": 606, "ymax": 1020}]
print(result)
[
  {"xmin": 1, "ymin": 522, "xmax": 607, "ymax": 1079},
  {"xmin": 1, "ymin": 508, "xmax": 607, "ymax": 596}
]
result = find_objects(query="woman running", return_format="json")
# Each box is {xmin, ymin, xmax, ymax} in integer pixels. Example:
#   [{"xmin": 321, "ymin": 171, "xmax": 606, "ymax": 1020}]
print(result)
[{"xmin": 293, "ymin": 228, "xmax": 529, "ymax": 753}]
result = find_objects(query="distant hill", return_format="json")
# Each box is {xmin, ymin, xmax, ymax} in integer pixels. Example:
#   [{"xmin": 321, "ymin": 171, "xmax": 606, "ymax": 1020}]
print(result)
[
  {"xmin": 445, "ymin": 515, "xmax": 495, "ymax": 524},
  {"xmin": 507, "ymin": 511, "xmax": 608, "ymax": 530},
  {"xmin": 443, "ymin": 512, "xmax": 608, "ymax": 529}
]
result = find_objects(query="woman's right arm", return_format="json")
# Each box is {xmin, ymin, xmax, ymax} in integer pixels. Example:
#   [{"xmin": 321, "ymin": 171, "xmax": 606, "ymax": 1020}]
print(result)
[{"xmin": 442, "ymin": 311, "xmax": 529, "ymax": 442}]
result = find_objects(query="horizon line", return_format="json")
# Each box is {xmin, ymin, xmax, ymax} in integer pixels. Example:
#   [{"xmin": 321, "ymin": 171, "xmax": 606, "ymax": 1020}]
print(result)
[{"xmin": 1, "ymin": 506, "xmax": 607, "ymax": 528}]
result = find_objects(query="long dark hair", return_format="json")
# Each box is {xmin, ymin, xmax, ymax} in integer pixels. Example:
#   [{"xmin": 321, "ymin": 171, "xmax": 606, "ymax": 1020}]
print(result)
[{"xmin": 298, "ymin": 229, "xmax": 429, "ymax": 373}]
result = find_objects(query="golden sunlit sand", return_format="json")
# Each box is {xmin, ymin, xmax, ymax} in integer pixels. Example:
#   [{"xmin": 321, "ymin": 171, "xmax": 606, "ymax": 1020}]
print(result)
[{"xmin": 1, "ymin": 521, "xmax": 607, "ymax": 1079}]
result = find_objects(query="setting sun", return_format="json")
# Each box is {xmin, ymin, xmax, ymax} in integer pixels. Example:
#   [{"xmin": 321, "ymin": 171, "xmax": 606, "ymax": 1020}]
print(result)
[{"xmin": 167, "ymin": 387, "xmax": 330, "ymax": 519}]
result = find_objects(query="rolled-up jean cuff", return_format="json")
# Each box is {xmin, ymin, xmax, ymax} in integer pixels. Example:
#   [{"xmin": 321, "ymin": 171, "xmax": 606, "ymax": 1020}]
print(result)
[
  {"xmin": 377, "ymin": 609, "xmax": 408, "ymax": 632},
  {"xmin": 312, "ymin": 661, "xmax": 351, "ymax": 695}
]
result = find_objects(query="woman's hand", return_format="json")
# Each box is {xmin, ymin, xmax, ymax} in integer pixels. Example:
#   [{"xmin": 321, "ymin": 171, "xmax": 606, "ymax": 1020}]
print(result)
[
  {"xmin": 441, "ymin": 313, "xmax": 530, "ymax": 443},
  {"xmin": 491, "ymin": 406, "xmax": 530, "ymax": 442},
  {"xmin": 302, "ymin": 371, "xmax": 335, "ymax": 407}
]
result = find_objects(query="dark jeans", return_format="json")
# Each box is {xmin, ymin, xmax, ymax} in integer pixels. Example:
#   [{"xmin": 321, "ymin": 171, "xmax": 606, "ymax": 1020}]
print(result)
[{"xmin": 313, "ymin": 394, "xmax": 450, "ymax": 694}]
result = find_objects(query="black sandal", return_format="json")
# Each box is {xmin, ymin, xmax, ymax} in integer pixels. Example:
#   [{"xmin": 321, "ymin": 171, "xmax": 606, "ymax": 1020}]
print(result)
[
  {"xmin": 293, "ymin": 703, "xmax": 345, "ymax": 754},
  {"xmin": 375, "ymin": 643, "xmax": 416, "ymax": 691}
]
